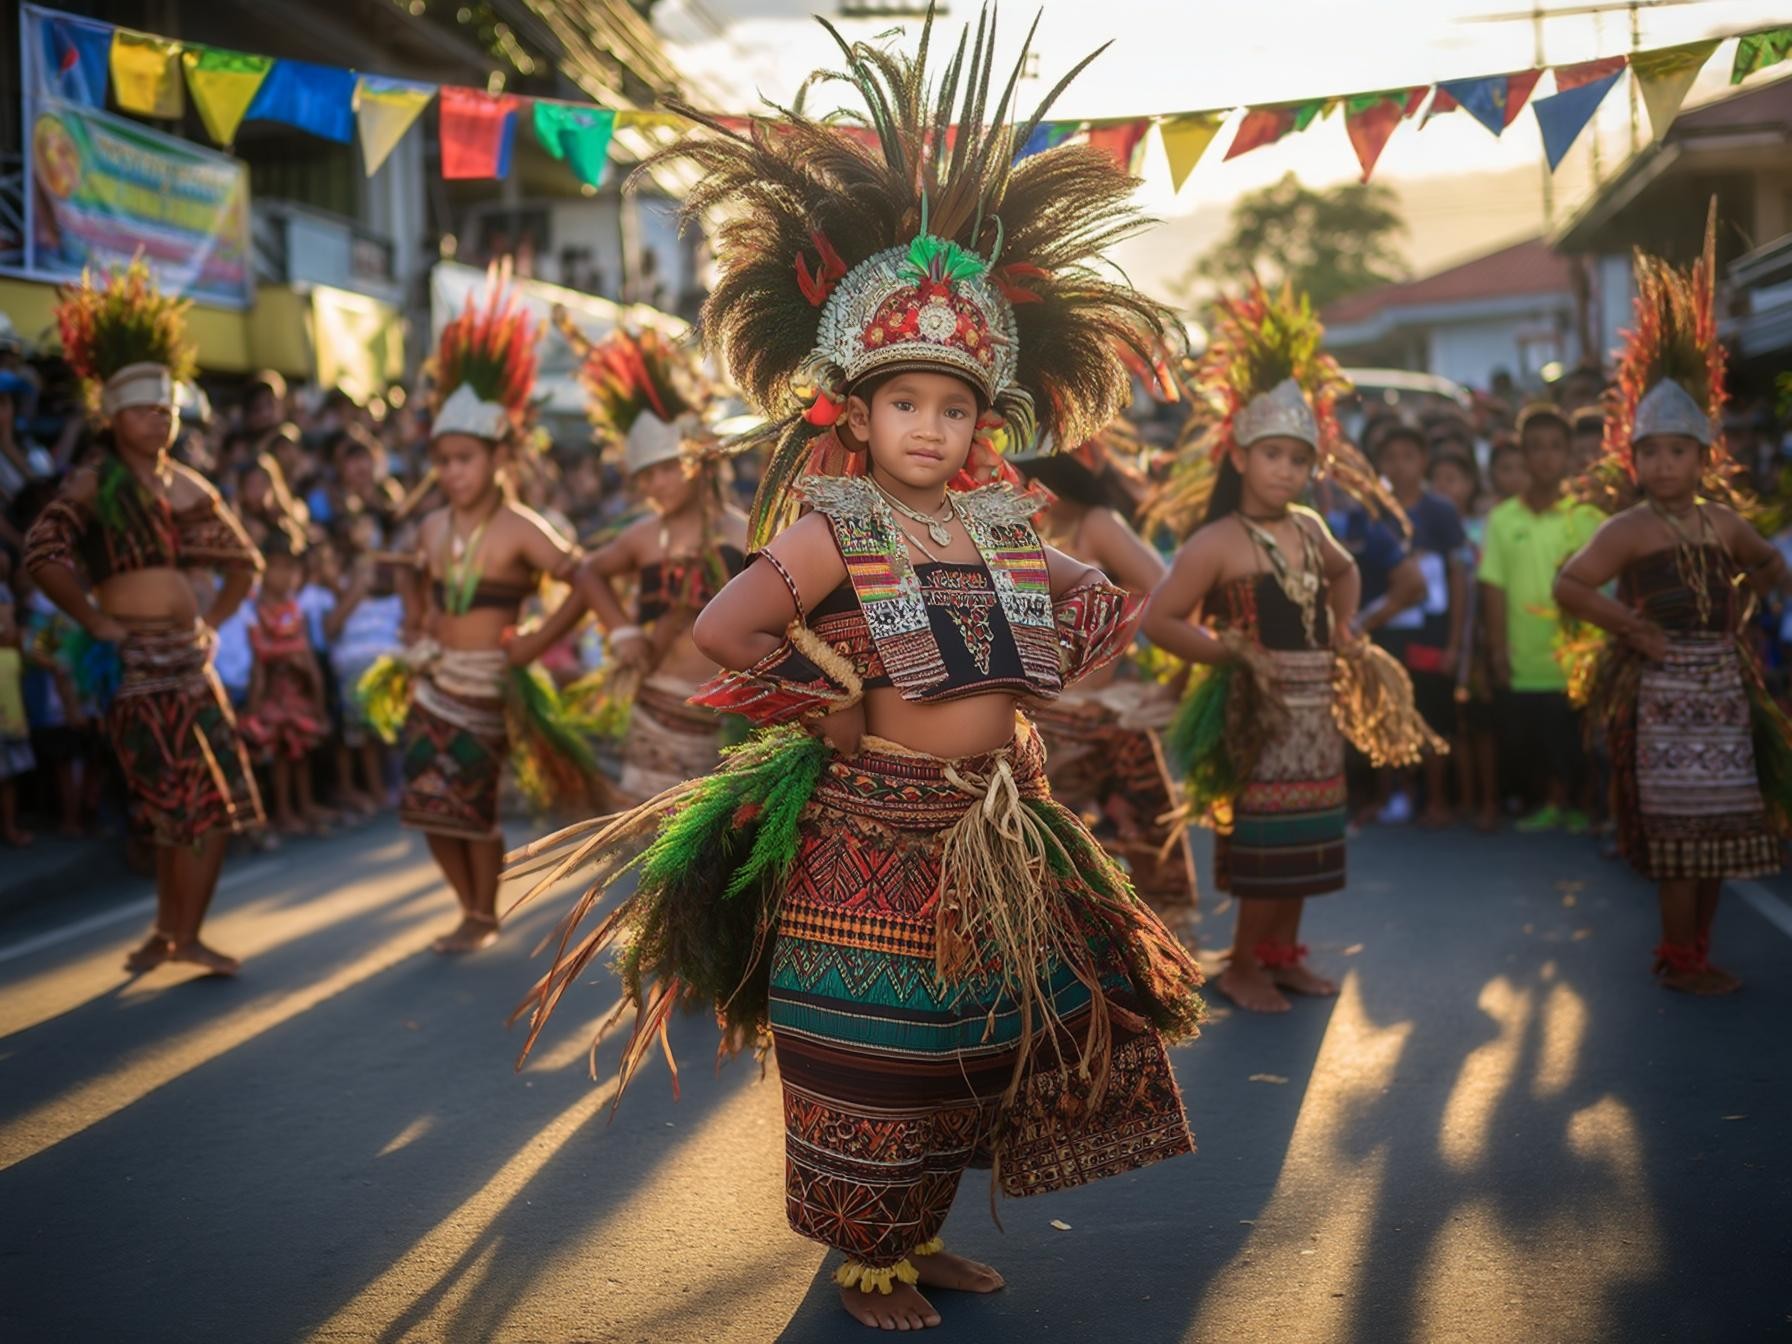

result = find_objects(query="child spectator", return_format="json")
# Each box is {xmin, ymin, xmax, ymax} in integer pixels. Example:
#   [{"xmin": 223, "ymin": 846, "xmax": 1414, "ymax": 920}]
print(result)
[
  {"xmin": 1477, "ymin": 404, "xmax": 1604, "ymax": 832},
  {"xmin": 326, "ymin": 516, "xmax": 403, "ymax": 815},
  {"xmin": 1486, "ymin": 434, "xmax": 1528, "ymax": 507},
  {"xmin": 1428, "ymin": 446, "xmax": 1500, "ymax": 831},
  {"xmin": 240, "ymin": 532, "xmax": 330, "ymax": 837}
]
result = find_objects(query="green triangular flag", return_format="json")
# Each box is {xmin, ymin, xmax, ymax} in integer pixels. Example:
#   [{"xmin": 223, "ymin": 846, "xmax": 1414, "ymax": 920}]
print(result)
[
  {"xmin": 1732, "ymin": 27, "xmax": 1792, "ymax": 84},
  {"xmin": 181, "ymin": 46, "xmax": 273, "ymax": 147},
  {"xmin": 533, "ymin": 101, "xmax": 617, "ymax": 189}
]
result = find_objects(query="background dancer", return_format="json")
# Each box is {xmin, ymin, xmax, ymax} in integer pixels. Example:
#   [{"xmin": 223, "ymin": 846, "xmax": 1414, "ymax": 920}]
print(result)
[
  {"xmin": 1143, "ymin": 284, "xmax": 1440, "ymax": 1013},
  {"xmin": 559, "ymin": 322, "xmax": 748, "ymax": 801},
  {"xmin": 1555, "ymin": 216, "xmax": 1790, "ymax": 995},
  {"xmin": 24, "ymin": 261, "xmax": 264, "ymax": 975}
]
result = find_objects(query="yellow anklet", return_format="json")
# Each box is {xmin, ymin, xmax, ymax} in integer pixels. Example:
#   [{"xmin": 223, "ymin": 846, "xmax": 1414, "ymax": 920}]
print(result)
[
  {"xmin": 833, "ymin": 1257, "xmax": 921, "ymax": 1295},
  {"xmin": 911, "ymin": 1236, "xmax": 945, "ymax": 1257}
]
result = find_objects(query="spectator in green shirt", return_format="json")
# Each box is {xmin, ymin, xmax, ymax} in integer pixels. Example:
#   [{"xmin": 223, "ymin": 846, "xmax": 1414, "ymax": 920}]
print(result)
[{"xmin": 1477, "ymin": 405, "xmax": 1603, "ymax": 832}]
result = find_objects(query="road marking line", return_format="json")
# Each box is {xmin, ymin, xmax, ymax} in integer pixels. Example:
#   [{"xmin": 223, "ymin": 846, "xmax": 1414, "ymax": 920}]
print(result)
[
  {"xmin": 0, "ymin": 857, "xmax": 280, "ymax": 967},
  {"xmin": 1733, "ymin": 880, "xmax": 1792, "ymax": 942}
]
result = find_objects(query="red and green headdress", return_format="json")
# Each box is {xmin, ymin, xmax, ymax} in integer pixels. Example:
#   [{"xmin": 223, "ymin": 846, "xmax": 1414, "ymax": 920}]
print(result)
[
  {"xmin": 556, "ymin": 313, "xmax": 716, "ymax": 476},
  {"xmin": 430, "ymin": 265, "xmax": 539, "ymax": 444},
  {"xmin": 56, "ymin": 256, "xmax": 195, "ymax": 418},
  {"xmin": 648, "ymin": 6, "xmax": 1176, "ymax": 546},
  {"xmin": 1143, "ymin": 280, "xmax": 1395, "ymax": 538}
]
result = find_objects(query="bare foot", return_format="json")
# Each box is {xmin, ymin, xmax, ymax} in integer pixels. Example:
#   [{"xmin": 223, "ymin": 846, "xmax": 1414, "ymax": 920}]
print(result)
[
  {"xmin": 1659, "ymin": 964, "xmax": 1740, "ymax": 996},
  {"xmin": 1273, "ymin": 962, "xmax": 1339, "ymax": 997},
  {"xmin": 913, "ymin": 1250, "xmax": 1003, "ymax": 1294},
  {"xmin": 1418, "ymin": 807, "xmax": 1454, "ymax": 830},
  {"xmin": 432, "ymin": 915, "xmax": 499, "ymax": 955},
  {"xmin": 1474, "ymin": 808, "xmax": 1499, "ymax": 834},
  {"xmin": 123, "ymin": 932, "xmax": 173, "ymax": 973},
  {"xmin": 838, "ymin": 1282, "xmax": 941, "ymax": 1331},
  {"xmin": 168, "ymin": 940, "xmax": 242, "ymax": 976},
  {"xmin": 1215, "ymin": 962, "xmax": 1291, "ymax": 1013}
]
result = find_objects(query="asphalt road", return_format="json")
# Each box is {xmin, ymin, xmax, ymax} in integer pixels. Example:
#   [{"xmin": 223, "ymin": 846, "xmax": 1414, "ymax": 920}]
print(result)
[{"xmin": 1, "ymin": 813, "xmax": 1788, "ymax": 1344}]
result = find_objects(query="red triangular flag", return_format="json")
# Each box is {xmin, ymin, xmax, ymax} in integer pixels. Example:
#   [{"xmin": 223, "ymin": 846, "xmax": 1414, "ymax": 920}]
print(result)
[
  {"xmin": 1502, "ymin": 69, "xmax": 1544, "ymax": 126},
  {"xmin": 1555, "ymin": 55, "xmax": 1627, "ymax": 91},
  {"xmin": 1224, "ymin": 106, "xmax": 1298, "ymax": 160},
  {"xmin": 440, "ymin": 85, "xmax": 519, "ymax": 179},
  {"xmin": 1086, "ymin": 119, "xmax": 1150, "ymax": 171},
  {"xmin": 1346, "ymin": 96, "xmax": 1407, "ymax": 181}
]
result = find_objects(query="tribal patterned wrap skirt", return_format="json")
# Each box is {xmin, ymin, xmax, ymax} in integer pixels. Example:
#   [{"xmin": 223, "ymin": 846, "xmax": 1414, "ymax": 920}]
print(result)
[
  {"xmin": 1215, "ymin": 648, "xmax": 1347, "ymax": 900},
  {"xmin": 1616, "ymin": 634, "xmax": 1779, "ymax": 880},
  {"xmin": 619, "ymin": 672, "xmax": 725, "ymax": 803},
  {"xmin": 767, "ymin": 722, "xmax": 1196, "ymax": 1271},
  {"xmin": 112, "ymin": 620, "xmax": 263, "ymax": 846},
  {"xmin": 398, "ymin": 648, "xmax": 509, "ymax": 841},
  {"xmin": 1029, "ymin": 684, "xmax": 1196, "ymax": 919}
]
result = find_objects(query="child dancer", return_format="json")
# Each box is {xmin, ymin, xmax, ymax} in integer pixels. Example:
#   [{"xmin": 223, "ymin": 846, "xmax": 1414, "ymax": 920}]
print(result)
[
  {"xmin": 1142, "ymin": 284, "xmax": 1440, "ymax": 1013},
  {"xmin": 506, "ymin": 16, "xmax": 1205, "ymax": 1331},
  {"xmin": 25, "ymin": 261, "xmax": 264, "ymax": 974},
  {"xmin": 557, "ymin": 321, "xmax": 748, "ymax": 801},
  {"xmin": 1555, "ymin": 220, "xmax": 1789, "ymax": 995},
  {"xmin": 360, "ymin": 270, "xmax": 602, "ymax": 954},
  {"xmin": 240, "ymin": 530, "xmax": 330, "ymax": 836}
]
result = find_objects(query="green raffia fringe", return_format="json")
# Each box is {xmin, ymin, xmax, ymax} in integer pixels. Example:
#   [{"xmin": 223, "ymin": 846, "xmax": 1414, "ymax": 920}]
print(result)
[
  {"xmin": 356, "ymin": 654, "xmax": 414, "ymax": 746},
  {"xmin": 619, "ymin": 727, "xmax": 830, "ymax": 1034},
  {"xmin": 1747, "ymin": 677, "xmax": 1792, "ymax": 835},
  {"xmin": 504, "ymin": 664, "xmax": 608, "ymax": 816},
  {"xmin": 563, "ymin": 663, "xmax": 636, "ymax": 741},
  {"xmin": 1165, "ymin": 662, "xmax": 1244, "ymax": 820}
]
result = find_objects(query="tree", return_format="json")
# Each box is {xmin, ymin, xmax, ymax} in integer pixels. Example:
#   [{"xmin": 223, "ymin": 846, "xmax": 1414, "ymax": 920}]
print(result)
[{"xmin": 1184, "ymin": 172, "xmax": 1408, "ymax": 311}]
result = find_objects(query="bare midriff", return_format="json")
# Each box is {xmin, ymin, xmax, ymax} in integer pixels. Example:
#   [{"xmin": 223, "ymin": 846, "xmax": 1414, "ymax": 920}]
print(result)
[
  {"xmin": 95, "ymin": 568, "xmax": 201, "ymax": 626},
  {"xmin": 430, "ymin": 605, "xmax": 518, "ymax": 652},
  {"xmin": 861, "ymin": 686, "xmax": 1019, "ymax": 759}
]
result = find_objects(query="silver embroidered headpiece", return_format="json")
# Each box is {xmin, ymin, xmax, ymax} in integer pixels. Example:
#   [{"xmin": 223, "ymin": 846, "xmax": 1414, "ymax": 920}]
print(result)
[
  {"xmin": 431, "ymin": 382, "xmax": 512, "ymax": 443},
  {"xmin": 1234, "ymin": 377, "xmax": 1319, "ymax": 449},
  {"xmin": 1633, "ymin": 378, "xmax": 1712, "ymax": 447}
]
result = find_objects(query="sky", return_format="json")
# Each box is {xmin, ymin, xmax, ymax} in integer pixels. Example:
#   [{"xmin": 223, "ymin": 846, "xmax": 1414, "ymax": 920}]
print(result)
[{"xmin": 654, "ymin": 0, "xmax": 1791, "ymax": 302}]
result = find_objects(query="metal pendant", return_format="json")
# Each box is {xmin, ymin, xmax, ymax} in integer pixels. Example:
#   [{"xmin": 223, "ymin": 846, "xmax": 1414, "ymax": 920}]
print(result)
[{"xmin": 928, "ymin": 521, "xmax": 953, "ymax": 548}]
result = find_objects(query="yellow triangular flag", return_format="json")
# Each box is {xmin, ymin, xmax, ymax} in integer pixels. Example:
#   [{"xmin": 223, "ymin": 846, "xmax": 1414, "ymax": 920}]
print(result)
[
  {"xmin": 110, "ymin": 29, "xmax": 183, "ymax": 120},
  {"xmin": 615, "ymin": 110, "xmax": 688, "ymax": 132},
  {"xmin": 1159, "ymin": 113, "xmax": 1222, "ymax": 191},
  {"xmin": 354, "ymin": 78, "xmax": 435, "ymax": 177},
  {"xmin": 1631, "ymin": 39, "xmax": 1720, "ymax": 142},
  {"xmin": 181, "ymin": 47, "xmax": 271, "ymax": 147}
]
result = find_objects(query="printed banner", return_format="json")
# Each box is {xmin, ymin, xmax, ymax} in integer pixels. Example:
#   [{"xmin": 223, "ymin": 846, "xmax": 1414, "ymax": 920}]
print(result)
[{"xmin": 24, "ymin": 98, "xmax": 253, "ymax": 308}]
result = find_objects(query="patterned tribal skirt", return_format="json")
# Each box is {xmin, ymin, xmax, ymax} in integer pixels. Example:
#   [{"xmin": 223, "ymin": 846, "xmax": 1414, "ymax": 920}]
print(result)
[
  {"xmin": 768, "ymin": 724, "xmax": 1195, "ymax": 1270},
  {"xmin": 1215, "ymin": 648, "xmax": 1347, "ymax": 900},
  {"xmin": 1030, "ymin": 685, "xmax": 1196, "ymax": 918},
  {"xmin": 111, "ymin": 621, "xmax": 263, "ymax": 846},
  {"xmin": 618, "ymin": 673, "xmax": 724, "ymax": 802},
  {"xmin": 399, "ymin": 651, "xmax": 508, "ymax": 841},
  {"xmin": 1615, "ymin": 635, "xmax": 1779, "ymax": 880}
]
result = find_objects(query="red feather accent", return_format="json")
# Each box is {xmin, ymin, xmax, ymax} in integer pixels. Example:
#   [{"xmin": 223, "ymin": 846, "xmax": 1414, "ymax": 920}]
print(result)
[{"xmin": 804, "ymin": 390, "xmax": 844, "ymax": 426}]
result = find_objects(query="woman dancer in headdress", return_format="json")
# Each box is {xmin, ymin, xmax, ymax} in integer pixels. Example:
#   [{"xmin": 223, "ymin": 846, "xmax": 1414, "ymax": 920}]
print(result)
[
  {"xmin": 1016, "ymin": 423, "xmax": 1198, "ymax": 937},
  {"xmin": 1555, "ymin": 215, "xmax": 1789, "ymax": 995},
  {"xmin": 25, "ymin": 260, "xmax": 264, "ymax": 975},
  {"xmin": 558, "ymin": 321, "xmax": 749, "ymax": 801},
  {"xmin": 359, "ymin": 270, "xmax": 602, "ymax": 954},
  {"xmin": 1142, "ymin": 284, "xmax": 1441, "ymax": 1014},
  {"xmin": 506, "ymin": 13, "xmax": 1205, "ymax": 1331}
]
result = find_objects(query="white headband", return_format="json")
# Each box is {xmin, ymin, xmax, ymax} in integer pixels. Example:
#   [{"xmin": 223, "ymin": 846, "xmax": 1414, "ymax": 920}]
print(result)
[{"xmin": 100, "ymin": 363, "xmax": 174, "ymax": 417}]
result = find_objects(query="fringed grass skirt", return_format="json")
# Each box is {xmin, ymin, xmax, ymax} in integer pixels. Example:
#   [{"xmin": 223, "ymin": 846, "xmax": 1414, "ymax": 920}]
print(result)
[
  {"xmin": 1215, "ymin": 648, "xmax": 1346, "ymax": 900},
  {"xmin": 1618, "ymin": 635, "xmax": 1779, "ymax": 880},
  {"xmin": 769, "ymin": 723, "xmax": 1195, "ymax": 1269},
  {"xmin": 399, "ymin": 650, "xmax": 508, "ymax": 841},
  {"xmin": 1030, "ymin": 686, "xmax": 1196, "ymax": 917},
  {"xmin": 618, "ymin": 673, "xmax": 723, "ymax": 802},
  {"xmin": 112, "ymin": 620, "xmax": 263, "ymax": 846}
]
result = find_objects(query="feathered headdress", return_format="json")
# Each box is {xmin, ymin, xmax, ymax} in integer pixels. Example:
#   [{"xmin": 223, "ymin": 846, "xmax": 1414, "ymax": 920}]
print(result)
[
  {"xmin": 1141, "ymin": 280, "xmax": 1398, "ymax": 539},
  {"xmin": 556, "ymin": 313, "xmax": 716, "ymax": 475},
  {"xmin": 1592, "ymin": 200, "xmax": 1740, "ymax": 510},
  {"xmin": 430, "ymin": 263, "xmax": 539, "ymax": 444},
  {"xmin": 56, "ymin": 256, "xmax": 195, "ymax": 418},
  {"xmin": 645, "ymin": 4, "xmax": 1176, "ymax": 546}
]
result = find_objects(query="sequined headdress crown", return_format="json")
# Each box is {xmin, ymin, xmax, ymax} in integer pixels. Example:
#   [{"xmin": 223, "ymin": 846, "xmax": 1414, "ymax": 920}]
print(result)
[
  {"xmin": 429, "ymin": 264, "xmax": 539, "ymax": 444},
  {"xmin": 1142, "ymin": 280, "xmax": 1399, "ymax": 538},
  {"xmin": 55, "ymin": 256, "xmax": 195, "ymax": 419},
  {"xmin": 646, "ymin": 5, "xmax": 1176, "ymax": 545}
]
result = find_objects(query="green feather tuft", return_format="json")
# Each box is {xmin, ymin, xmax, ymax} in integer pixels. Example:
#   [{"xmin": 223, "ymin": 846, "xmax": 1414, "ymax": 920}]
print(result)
[
  {"xmin": 356, "ymin": 654, "xmax": 414, "ymax": 745},
  {"xmin": 1165, "ymin": 663, "xmax": 1243, "ymax": 817}
]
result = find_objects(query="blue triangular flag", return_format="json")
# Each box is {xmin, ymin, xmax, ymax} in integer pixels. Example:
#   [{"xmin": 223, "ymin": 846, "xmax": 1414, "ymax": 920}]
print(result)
[
  {"xmin": 1533, "ymin": 71, "xmax": 1621, "ymax": 170},
  {"xmin": 1017, "ymin": 121, "xmax": 1078, "ymax": 160},
  {"xmin": 1438, "ymin": 75, "xmax": 1510, "ymax": 137},
  {"xmin": 41, "ymin": 15, "xmax": 114, "ymax": 108},
  {"xmin": 247, "ymin": 58, "xmax": 357, "ymax": 143}
]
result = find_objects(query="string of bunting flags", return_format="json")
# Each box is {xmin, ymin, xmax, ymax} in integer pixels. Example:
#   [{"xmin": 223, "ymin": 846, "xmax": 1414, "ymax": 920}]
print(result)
[{"xmin": 28, "ymin": 5, "xmax": 1792, "ymax": 191}]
